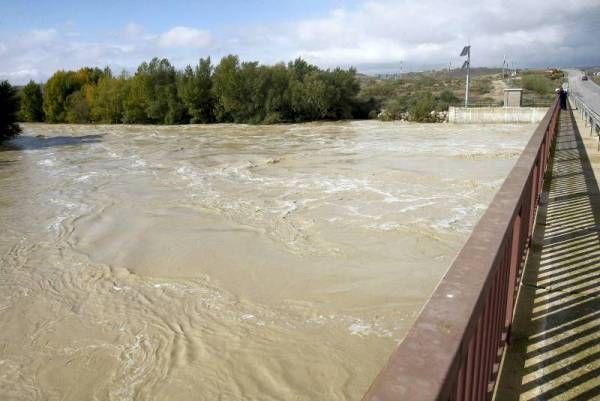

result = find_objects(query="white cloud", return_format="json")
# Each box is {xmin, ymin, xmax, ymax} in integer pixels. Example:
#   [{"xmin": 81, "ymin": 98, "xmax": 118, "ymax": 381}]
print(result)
[
  {"xmin": 28, "ymin": 28, "xmax": 58, "ymax": 44},
  {"xmin": 231, "ymin": 0, "xmax": 600, "ymax": 70},
  {"xmin": 0, "ymin": 24, "xmax": 215, "ymax": 84},
  {"xmin": 0, "ymin": 69, "xmax": 40, "ymax": 79},
  {"xmin": 0, "ymin": 2, "xmax": 598, "ymax": 84},
  {"xmin": 157, "ymin": 26, "xmax": 212, "ymax": 48},
  {"xmin": 123, "ymin": 22, "xmax": 144, "ymax": 38}
]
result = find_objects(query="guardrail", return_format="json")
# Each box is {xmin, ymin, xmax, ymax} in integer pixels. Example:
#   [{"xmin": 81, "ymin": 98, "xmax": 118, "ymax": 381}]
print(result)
[
  {"xmin": 363, "ymin": 96, "xmax": 561, "ymax": 401},
  {"xmin": 570, "ymin": 92, "xmax": 600, "ymax": 150},
  {"xmin": 521, "ymin": 96, "xmax": 554, "ymax": 108}
]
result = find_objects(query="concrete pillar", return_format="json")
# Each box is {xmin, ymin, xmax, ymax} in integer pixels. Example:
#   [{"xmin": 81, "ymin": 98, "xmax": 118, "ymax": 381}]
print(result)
[{"xmin": 504, "ymin": 89, "xmax": 523, "ymax": 107}]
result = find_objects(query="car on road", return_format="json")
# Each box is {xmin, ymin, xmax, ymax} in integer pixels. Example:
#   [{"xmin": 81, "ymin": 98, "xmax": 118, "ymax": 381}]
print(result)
[{"xmin": 582, "ymin": 75, "xmax": 589, "ymax": 81}]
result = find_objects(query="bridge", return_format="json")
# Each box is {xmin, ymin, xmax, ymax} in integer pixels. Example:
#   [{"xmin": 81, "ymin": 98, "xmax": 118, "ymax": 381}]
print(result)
[{"xmin": 362, "ymin": 70, "xmax": 600, "ymax": 401}]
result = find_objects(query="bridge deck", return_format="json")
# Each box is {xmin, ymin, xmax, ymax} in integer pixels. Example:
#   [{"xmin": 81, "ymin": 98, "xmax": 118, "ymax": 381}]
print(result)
[{"xmin": 495, "ymin": 106, "xmax": 600, "ymax": 400}]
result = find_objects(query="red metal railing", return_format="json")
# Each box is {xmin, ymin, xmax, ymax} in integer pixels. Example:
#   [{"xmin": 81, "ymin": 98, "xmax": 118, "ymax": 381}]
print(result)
[{"xmin": 363, "ymin": 97, "xmax": 561, "ymax": 401}]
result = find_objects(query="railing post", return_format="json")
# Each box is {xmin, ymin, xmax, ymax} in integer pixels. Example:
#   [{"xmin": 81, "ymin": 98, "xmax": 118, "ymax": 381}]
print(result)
[
  {"xmin": 505, "ymin": 211, "xmax": 522, "ymax": 342},
  {"xmin": 529, "ymin": 163, "xmax": 538, "ymax": 236}
]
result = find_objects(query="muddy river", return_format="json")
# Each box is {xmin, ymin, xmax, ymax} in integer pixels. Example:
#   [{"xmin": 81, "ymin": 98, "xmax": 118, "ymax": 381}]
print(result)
[{"xmin": 0, "ymin": 121, "xmax": 534, "ymax": 401}]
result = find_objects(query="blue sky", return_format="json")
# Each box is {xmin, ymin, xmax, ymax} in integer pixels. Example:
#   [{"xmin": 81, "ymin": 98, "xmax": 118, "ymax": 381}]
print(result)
[
  {"xmin": 1, "ymin": 0, "xmax": 599, "ymax": 84},
  {"xmin": 0, "ymin": 1, "xmax": 358, "ymax": 35}
]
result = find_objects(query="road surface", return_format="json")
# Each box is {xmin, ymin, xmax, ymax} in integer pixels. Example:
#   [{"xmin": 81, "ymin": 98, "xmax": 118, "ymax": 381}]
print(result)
[{"xmin": 567, "ymin": 69, "xmax": 600, "ymax": 115}]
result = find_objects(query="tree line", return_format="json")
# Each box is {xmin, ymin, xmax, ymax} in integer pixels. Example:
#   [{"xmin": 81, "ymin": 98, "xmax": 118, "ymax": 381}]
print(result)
[
  {"xmin": 0, "ymin": 81, "xmax": 21, "ymax": 142},
  {"xmin": 16, "ymin": 55, "xmax": 364, "ymax": 125}
]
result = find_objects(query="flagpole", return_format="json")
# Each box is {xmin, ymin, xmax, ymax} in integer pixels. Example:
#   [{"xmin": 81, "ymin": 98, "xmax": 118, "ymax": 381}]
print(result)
[
  {"xmin": 465, "ymin": 48, "xmax": 470, "ymax": 107},
  {"xmin": 460, "ymin": 44, "xmax": 471, "ymax": 108}
]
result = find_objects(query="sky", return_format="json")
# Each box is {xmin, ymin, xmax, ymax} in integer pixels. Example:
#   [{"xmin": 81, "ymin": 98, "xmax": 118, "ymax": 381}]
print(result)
[{"xmin": 1, "ymin": 0, "xmax": 599, "ymax": 84}]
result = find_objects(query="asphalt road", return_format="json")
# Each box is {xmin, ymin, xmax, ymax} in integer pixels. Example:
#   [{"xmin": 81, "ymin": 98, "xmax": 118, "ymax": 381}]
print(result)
[{"xmin": 567, "ymin": 69, "xmax": 600, "ymax": 115}]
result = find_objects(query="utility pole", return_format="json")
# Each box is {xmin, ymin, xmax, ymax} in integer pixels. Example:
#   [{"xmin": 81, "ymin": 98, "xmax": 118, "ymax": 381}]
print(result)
[
  {"xmin": 460, "ymin": 45, "xmax": 471, "ymax": 107},
  {"xmin": 465, "ymin": 53, "xmax": 470, "ymax": 107}
]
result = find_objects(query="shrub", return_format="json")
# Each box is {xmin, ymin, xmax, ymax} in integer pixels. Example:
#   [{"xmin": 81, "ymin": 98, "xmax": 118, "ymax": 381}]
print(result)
[
  {"xmin": 409, "ymin": 92, "xmax": 436, "ymax": 122},
  {"xmin": 521, "ymin": 74, "xmax": 556, "ymax": 95},
  {"xmin": 437, "ymin": 90, "xmax": 459, "ymax": 111}
]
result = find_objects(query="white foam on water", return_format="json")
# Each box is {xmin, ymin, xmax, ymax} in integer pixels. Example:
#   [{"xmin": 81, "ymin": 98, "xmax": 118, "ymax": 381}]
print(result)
[
  {"xmin": 398, "ymin": 201, "xmax": 438, "ymax": 213},
  {"xmin": 74, "ymin": 172, "xmax": 97, "ymax": 182},
  {"xmin": 130, "ymin": 158, "xmax": 147, "ymax": 168},
  {"xmin": 38, "ymin": 159, "xmax": 55, "ymax": 167},
  {"xmin": 348, "ymin": 322, "xmax": 372, "ymax": 336}
]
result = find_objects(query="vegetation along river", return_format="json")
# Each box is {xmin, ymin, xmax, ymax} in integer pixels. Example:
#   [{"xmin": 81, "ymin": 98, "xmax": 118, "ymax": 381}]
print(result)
[{"xmin": 0, "ymin": 121, "xmax": 534, "ymax": 401}]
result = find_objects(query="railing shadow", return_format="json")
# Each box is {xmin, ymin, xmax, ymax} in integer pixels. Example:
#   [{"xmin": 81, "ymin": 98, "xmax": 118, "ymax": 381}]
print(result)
[{"xmin": 495, "ymin": 107, "xmax": 600, "ymax": 400}]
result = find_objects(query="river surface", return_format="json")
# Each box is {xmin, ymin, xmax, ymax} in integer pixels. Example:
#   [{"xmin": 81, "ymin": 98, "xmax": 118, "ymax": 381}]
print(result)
[{"xmin": 0, "ymin": 121, "xmax": 534, "ymax": 401}]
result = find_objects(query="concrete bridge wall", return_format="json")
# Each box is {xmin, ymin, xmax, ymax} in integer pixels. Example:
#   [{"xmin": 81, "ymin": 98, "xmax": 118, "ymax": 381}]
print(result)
[{"xmin": 448, "ymin": 106, "xmax": 548, "ymax": 123}]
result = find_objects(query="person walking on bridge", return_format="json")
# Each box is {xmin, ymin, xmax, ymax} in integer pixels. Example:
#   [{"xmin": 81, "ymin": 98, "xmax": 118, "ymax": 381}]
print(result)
[{"xmin": 559, "ymin": 86, "xmax": 568, "ymax": 110}]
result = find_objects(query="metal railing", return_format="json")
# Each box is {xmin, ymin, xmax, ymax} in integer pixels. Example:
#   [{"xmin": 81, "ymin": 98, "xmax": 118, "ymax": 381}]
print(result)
[
  {"xmin": 521, "ymin": 95, "xmax": 554, "ymax": 108},
  {"xmin": 570, "ymin": 92, "xmax": 600, "ymax": 150},
  {"xmin": 466, "ymin": 101, "xmax": 503, "ymax": 108},
  {"xmin": 362, "ymin": 96, "xmax": 561, "ymax": 401}
]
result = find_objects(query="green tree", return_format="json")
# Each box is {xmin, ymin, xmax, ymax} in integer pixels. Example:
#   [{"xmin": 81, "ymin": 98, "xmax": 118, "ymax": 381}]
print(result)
[
  {"xmin": 65, "ymin": 90, "xmax": 90, "ymax": 123},
  {"xmin": 0, "ymin": 81, "xmax": 22, "ymax": 141},
  {"xmin": 212, "ymin": 57, "xmax": 272, "ymax": 123},
  {"xmin": 263, "ymin": 63, "xmax": 292, "ymax": 123},
  {"xmin": 322, "ymin": 67, "xmax": 360, "ymax": 119},
  {"xmin": 290, "ymin": 70, "xmax": 329, "ymax": 121},
  {"xmin": 288, "ymin": 58, "xmax": 318, "ymax": 82},
  {"xmin": 235, "ymin": 62, "xmax": 269, "ymax": 123},
  {"xmin": 19, "ymin": 80, "xmax": 44, "ymax": 122},
  {"xmin": 145, "ymin": 58, "xmax": 186, "ymax": 124},
  {"xmin": 123, "ymin": 58, "xmax": 186, "ymax": 124},
  {"xmin": 286, "ymin": 59, "xmax": 360, "ymax": 122},
  {"xmin": 178, "ymin": 58, "xmax": 214, "ymax": 123},
  {"xmin": 76, "ymin": 67, "xmax": 105, "ymax": 86},
  {"xmin": 37, "ymin": 55, "xmax": 363, "ymax": 125},
  {"xmin": 89, "ymin": 75, "xmax": 126, "ymax": 123},
  {"xmin": 211, "ymin": 55, "xmax": 242, "ymax": 122},
  {"xmin": 122, "ymin": 73, "xmax": 149, "ymax": 124},
  {"xmin": 43, "ymin": 71, "xmax": 82, "ymax": 122}
]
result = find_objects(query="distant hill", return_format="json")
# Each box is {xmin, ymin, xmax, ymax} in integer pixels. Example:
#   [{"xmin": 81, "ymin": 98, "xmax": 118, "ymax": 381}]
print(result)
[{"xmin": 359, "ymin": 67, "xmax": 504, "ymax": 82}]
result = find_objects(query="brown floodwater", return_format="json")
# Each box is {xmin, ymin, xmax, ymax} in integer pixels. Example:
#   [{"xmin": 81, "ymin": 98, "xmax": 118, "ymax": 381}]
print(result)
[{"xmin": 0, "ymin": 121, "xmax": 534, "ymax": 401}]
